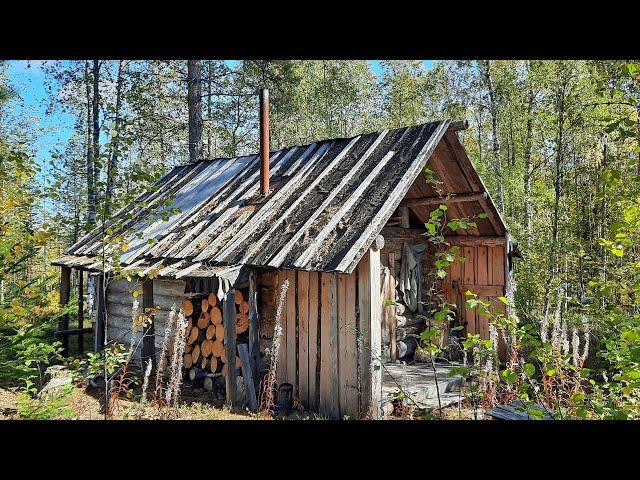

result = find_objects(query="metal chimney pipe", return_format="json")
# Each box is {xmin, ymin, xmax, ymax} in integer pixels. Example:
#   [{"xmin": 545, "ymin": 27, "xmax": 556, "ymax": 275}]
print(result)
[{"xmin": 259, "ymin": 88, "xmax": 270, "ymax": 195}]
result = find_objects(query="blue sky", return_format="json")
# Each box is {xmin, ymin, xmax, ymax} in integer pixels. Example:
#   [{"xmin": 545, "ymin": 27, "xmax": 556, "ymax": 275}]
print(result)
[{"xmin": 5, "ymin": 60, "xmax": 434, "ymax": 172}]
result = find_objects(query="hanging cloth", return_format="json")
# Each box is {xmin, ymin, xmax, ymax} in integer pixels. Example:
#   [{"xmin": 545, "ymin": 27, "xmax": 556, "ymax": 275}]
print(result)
[{"xmin": 399, "ymin": 242, "xmax": 425, "ymax": 313}]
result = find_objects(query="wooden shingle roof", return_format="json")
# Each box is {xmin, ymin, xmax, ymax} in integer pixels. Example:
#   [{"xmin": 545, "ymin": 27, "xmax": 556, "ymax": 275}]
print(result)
[{"xmin": 56, "ymin": 120, "xmax": 511, "ymax": 276}]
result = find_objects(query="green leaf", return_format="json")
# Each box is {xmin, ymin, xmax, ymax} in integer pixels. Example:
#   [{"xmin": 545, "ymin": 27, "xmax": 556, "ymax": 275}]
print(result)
[
  {"xmin": 524, "ymin": 363, "xmax": 536, "ymax": 377},
  {"xmin": 571, "ymin": 393, "xmax": 586, "ymax": 403},
  {"xmin": 498, "ymin": 296, "xmax": 509, "ymax": 305}
]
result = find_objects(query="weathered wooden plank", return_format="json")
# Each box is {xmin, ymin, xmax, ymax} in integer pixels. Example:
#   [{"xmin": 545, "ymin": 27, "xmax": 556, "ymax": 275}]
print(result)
[
  {"xmin": 463, "ymin": 246, "xmax": 475, "ymax": 285},
  {"xmin": 440, "ymin": 284, "xmax": 505, "ymax": 298},
  {"xmin": 238, "ymin": 344, "xmax": 258, "ymax": 412},
  {"xmin": 343, "ymin": 272, "xmax": 359, "ymax": 417},
  {"xmin": 338, "ymin": 121, "xmax": 450, "ymax": 273},
  {"xmin": 268, "ymin": 131, "xmax": 388, "ymax": 268},
  {"xmin": 59, "ymin": 266, "xmax": 71, "ymax": 356},
  {"xmin": 248, "ymin": 269, "xmax": 260, "ymax": 393},
  {"xmin": 209, "ymin": 143, "xmax": 328, "ymax": 263},
  {"xmin": 380, "ymin": 258, "xmax": 391, "ymax": 349},
  {"xmin": 400, "ymin": 192, "xmax": 488, "ymax": 208},
  {"xmin": 95, "ymin": 274, "xmax": 107, "ymax": 351},
  {"xmin": 319, "ymin": 272, "xmax": 339, "ymax": 418},
  {"xmin": 141, "ymin": 279, "xmax": 156, "ymax": 370},
  {"xmin": 338, "ymin": 274, "xmax": 347, "ymax": 416},
  {"xmin": 293, "ymin": 148, "xmax": 395, "ymax": 269},
  {"xmin": 450, "ymin": 255, "xmax": 462, "ymax": 282},
  {"xmin": 357, "ymin": 248, "xmax": 382, "ymax": 419},
  {"xmin": 77, "ymin": 270, "xmax": 84, "ymax": 355},
  {"xmin": 388, "ymin": 252, "xmax": 397, "ymax": 361},
  {"xmin": 308, "ymin": 271, "xmax": 320, "ymax": 411},
  {"xmin": 224, "ymin": 288, "xmax": 237, "ymax": 407},
  {"xmin": 297, "ymin": 270, "xmax": 310, "ymax": 408},
  {"xmin": 357, "ymin": 253, "xmax": 371, "ymax": 418},
  {"xmin": 286, "ymin": 270, "xmax": 297, "ymax": 390},
  {"xmin": 399, "ymin": 206, "xmax": 410, "ymax": 228},
  {"xmin": 476, "ymin": 246, "xmax": 488, "ymax": 285},
  {"xmin": 368, "ymin": 248, "xmax": 382, "ymax": 419},
  {"xmin": 492, "ymin": 245, "xmax": 505, "ymax": 286}
]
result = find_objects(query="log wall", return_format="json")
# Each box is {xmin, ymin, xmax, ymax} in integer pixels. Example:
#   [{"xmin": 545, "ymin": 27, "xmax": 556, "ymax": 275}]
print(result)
[{"xmin": 106, "ymin": 278, "xmax": 186, "ymax": 363}]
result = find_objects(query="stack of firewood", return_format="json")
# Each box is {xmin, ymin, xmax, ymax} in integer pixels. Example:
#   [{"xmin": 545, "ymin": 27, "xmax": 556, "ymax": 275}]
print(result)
[{"xmin": 180, "ymin": 290, "xmax": 250, "ymax": 393}]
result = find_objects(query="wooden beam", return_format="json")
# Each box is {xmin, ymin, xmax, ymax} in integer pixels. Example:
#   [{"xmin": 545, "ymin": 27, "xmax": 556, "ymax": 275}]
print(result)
[
  {"xmin": 95, "ymin": 273, "xmax": 106, "ymax": 352},
  {"xmin": 380, "ymin": 226, "xmax": 506, "ymax": 247},
  {"xmin": 77, "ymin": 270, "xmax": 84, "ymax": 355},
  {"xmin": 238, "ymin": 344, "xmax": 258, "ymax": 412},
  {"xmin": 400, "ymin": 192, "xmax": 488, "ymax": 208},
  {"xmin": 248, "ymin": 269, "xmax": 260, "ymax": 394},
  {"xmin": 357, "ymin": 246, "xmax": 382, "ymax": 419},
  {"xmin": 141, "ymin": 279, "xmax": 156, "ymax": 371},
  {"xmin": 55, "ymin": 327, "xmax": 93, "ymax": 337},
  {"xmin": 223, "ymin": 287, "xmax": 237, "ymax": 407},
  {"xmin": 59, "ymin": 266, "xmax": 71, "ymax": 356},
  {"xmin": 399, "ymin": 206, "xmax": 410, "ymax": 228},
  {"xmin": 320, "ymin": 272, "xmax": 339, "ymax": 419}
]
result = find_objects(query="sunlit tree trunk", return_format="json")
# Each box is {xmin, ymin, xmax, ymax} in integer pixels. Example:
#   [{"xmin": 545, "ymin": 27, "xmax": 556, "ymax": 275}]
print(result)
[
  {"xmin": 106, "ymin": 60, "xmax": 124, "ymax": 213},
  {"xmin": 481, "ymin": 60, "xmax": 505, "ymax": 213},
  {"xmin": 187, "ymin": 60, "xmax": 203, "ymax": 162}
]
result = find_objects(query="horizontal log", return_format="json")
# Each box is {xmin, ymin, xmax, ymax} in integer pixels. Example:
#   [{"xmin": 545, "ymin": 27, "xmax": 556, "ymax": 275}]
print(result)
[
  {"xmin": 54, "ymin": 327, "xmax": 93, "ymax": 337},
  {"xmin": 443, "ymin": 236, "xmax": 506, "ymax": 247},
  {"xmin": 380, "ymin": 226, "xmax": 506, "ymax": 247},
  {"xmin": 400, "ymin": 192, "xmax": 487, "ymax": 208}
]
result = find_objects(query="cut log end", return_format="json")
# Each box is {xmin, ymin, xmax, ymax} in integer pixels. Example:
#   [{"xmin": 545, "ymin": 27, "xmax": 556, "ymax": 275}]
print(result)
[
  {"xmin": 235, "ymin": 314, "xmax": 249, "ymax": 334},
  {"xmin": 183, "ymin": 353, "xmax": 193, "ymax": 369},
  {"xmin": 235, "ymin": 290, "xmax": 244, "ymax": 305},
  {"xmin": 210, "ymin": 307, "xmax": 222, "ymax": 325},
  {"xmin": 211, "ymin": 340, "xmax": 224, "ymax": 358},
  {"xmin": 181, "ymin": 299, "xmax": 194, "ymax": 317},
  {"xmin": 208, "ymin": 293, "xmax": 217, "ymax": 308},
  {"xmin": 206, "ymin": 325, "xmax": 216, "ymax": 340}
]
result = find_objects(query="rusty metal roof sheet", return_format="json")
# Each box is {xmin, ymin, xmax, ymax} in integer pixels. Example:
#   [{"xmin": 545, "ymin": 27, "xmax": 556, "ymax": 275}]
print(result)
[{"xmin": 58, "ymin": 120, "xmax": 497, "ymax": 275}]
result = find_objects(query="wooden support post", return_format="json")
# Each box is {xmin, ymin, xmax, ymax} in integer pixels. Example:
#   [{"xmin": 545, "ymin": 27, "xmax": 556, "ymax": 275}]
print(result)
[
  {"xmin": 399, "ymin": 206, "xmax": 410, "ymax": 228},
  {"xmin": 248, "ymin": 270, "xmax": 261, "ymax": 393},
  {"xmin": 59, "ymin": 266, "xmax": 71, "ymax": 356},
  {"xmin": 388, "ymin": 252, "xmax": 397, "ymax": 361},
  {"xmin": 224, "ymin": 287, "xmax": 237, "ymax": 407},
  {"xmin": 357, "ymin": 245, "xmax": 382, "ymax": 419},
  {"xmin": 95, "ymin": 273, "xmax": 106, "ymax": 352},
  {"xmin": 238, "ymin": 344, "xmax": 258, "ymax": 412},
  {"xmin": 141, "ymin": 279, "xmax": 156, "ymax": 371},
  {"xmin": 77, "ymin": 270, "xmax": 84, "ymax": 355}
]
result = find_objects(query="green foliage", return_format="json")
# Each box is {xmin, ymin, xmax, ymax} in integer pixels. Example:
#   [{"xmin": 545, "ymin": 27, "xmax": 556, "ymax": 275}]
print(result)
[{"xmin": 16, "ymin": 384, "xmax": 76, "ymax": 419}]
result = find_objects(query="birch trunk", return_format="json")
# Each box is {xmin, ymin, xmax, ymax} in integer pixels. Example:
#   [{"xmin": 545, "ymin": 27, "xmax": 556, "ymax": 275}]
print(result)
[
  {"xmin": 85, "ymin": 61, "xmax": 95, "ymax": 226},
  {"xmin": 481, "ymin": 60, "xmax": 505, "ymax": 214},
  {"xmin": 106, "ymin": 60, "xmax": 124, "ymax": 212}
]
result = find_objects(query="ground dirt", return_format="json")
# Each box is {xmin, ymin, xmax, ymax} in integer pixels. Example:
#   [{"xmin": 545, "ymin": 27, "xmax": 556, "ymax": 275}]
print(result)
[{"xmin": 1, "ymin": 385, "xmax": 492, "ymax": 420}]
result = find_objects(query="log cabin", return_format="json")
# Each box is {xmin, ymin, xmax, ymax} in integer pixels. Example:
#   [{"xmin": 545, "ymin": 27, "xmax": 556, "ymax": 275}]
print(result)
[{"xmin": 52, "ymin": 94, "xmax": 520, "ymax": 419}]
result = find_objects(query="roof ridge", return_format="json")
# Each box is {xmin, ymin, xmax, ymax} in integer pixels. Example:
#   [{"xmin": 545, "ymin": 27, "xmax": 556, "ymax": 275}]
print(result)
[{"xmin": 175, "ymin": 120, "xmax": 452, "ymax": 168}]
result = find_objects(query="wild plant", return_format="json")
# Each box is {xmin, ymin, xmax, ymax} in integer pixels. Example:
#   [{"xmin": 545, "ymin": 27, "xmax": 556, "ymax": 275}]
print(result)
[
  {"xmin": 259, "ymin": 278, "xmax": 289, "ymax": 414},
  {"xmin": 165, "ymin": 308, "xmax": 189, "ymax": 414},
  {"xmin": 154, "ymin": 302, "xmax": 177, "ymax": 405}
]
